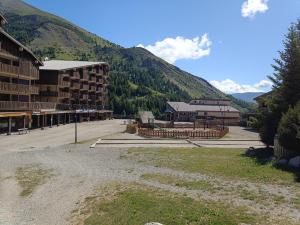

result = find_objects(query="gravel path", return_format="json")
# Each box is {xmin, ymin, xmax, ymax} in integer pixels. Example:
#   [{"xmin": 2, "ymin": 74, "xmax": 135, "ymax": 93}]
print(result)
[{"xmin": 0, "ymin": 122, "xmax": 297, "ymax": 225}]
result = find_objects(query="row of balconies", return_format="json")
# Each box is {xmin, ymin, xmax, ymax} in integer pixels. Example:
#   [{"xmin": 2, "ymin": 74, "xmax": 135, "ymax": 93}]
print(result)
[
  {"xmin": 0, "ymin": 101, "xmax": 57, "ymax": 111},
  {"xmin": 0, "ymin": 63, "xmax": 39, "ymax": 80},
  {"xmin": 0, "ymin": 82, "xmax": 39, "ymax": 95}
]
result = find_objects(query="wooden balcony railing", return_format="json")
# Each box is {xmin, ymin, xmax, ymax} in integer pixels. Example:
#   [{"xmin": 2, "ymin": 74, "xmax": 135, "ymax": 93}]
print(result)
[
  {"xmin": 70, "ymin": 82, "xmax": 80, "ymax": 89},
  {"xmin": 0, "ymin": 101, "xmax": 57, "ymax": 111},
  {"xmin": 96, "ymin": 87, "xmax": 103, "ymax": 93},
  {"xmin": 71, "ymin": 71, "xmax": 80, "ymax": 80},
  {"xmin": 59, "ymin": 78, "xmax": 70, "ymax": 87},
  {"xmin": 81, "ymin": 84, "xmax": 89, "ymax": 90},
  {"xmin": 80, "ymin": 94, "xmax": 89, "ymax": 100},
  {"xmin": 0, "ymin": 63, "xmax": 39, "ymax": 80},
  {"xmin": 88, "ymin": 77, "xmax": 96, "ymax": 83},
  {"xmin": 89, "ymin": 86, "xmax": 96, "ymax": 92},
  {"xmin": 0, "ymin": 82, "xmax": 39, "ymax": 95},
  {"xmin": 58, "ymin": 91, "xmax": 70, "ymax": 98},
  {"xmin": 97, "ymin": 79, "xmax": 104, "ymax": 84}
]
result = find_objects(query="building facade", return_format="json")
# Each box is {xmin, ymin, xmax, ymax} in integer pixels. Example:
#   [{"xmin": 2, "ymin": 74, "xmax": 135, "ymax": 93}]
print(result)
[
  {"xmin": 0, "ymin": 14, "xmax": 44, "ymax": 112},
  {"xmin": 38, "ymin": 60, "xmax": 109, "ymax": 110},
  {"xmin": 0, "ymin": 14, "xmax": 111, "ymax": 134},
  {"xmin": 166, "ymin": 99, "xmax": 240, "ymax": 125}
]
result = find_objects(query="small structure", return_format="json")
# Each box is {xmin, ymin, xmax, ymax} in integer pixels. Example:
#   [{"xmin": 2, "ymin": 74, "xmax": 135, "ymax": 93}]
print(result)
[
  {"xmin": 166, "ymin": 99, "xmax": 240, "ymax": 125},
  {"xmin": 138, "ymin": 111, "xmax": 155, "ymax": 128}
]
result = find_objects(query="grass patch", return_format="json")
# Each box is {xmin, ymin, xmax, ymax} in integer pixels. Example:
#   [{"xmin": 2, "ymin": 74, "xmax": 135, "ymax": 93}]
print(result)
[
  {"xmin": 141, "ymin": 173, "xmax": 215, "ymax": 192},
  {"xmin": 127, "ymin": 148, "xmax": 297, "ymax": 185},
  {"xmin": 15, "ymin": 164, "xmax": 55, "ymax": 197},
  {"xmin": 76, "ymin": 184, "xmax": 260, "ymax": 225},
  {"xmin": 291, "ymin": 196, "xmax": 300, "ymax": 211}
]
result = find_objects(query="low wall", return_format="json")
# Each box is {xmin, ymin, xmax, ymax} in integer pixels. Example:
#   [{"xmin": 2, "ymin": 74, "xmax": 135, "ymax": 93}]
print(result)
[{"xmin": 138, "ymin": 127, "xmax": 229, "ymax": 139}]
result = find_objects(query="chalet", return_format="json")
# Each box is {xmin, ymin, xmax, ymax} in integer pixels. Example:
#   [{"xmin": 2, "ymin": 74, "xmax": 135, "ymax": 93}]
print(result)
[{"xmin": 166, "ymin": 99, "xmax": 240, "ymax": 125}]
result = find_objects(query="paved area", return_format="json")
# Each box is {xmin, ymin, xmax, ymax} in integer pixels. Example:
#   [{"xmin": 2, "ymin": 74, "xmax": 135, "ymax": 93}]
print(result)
[{"xmin": 0, "ymin": 119, "xmax": 125, "ymax": 154}]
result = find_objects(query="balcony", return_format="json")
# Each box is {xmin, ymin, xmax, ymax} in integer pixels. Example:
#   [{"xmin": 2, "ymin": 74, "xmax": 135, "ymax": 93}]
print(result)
[
  {"xmin": 97, "ymin": 79, "xmax": 104, "ymax": 84},
  {"xmin": 58, "ymin": 91, "xmax": 70, "ymax": 98},
  {"xmin": 0, "ymin": 63, "xmax": 39, "ymax": 80},
  {"xmin": 80, "ymin": 94, "xmax": 89, "ymax": 101},
  {"xmin": 70, "ymin": 82, "xmax": 80, "ymax": 89},
  {"xmin": 95, "ymin": 70, "xmax": 104, "ymax": 76},
  {"xmin": 89, "ymin": 86, "xmax": 96, "ymax": 92},
  {"xmin": 0, "ymin": 101, "xmax": 57, "ymax": 111},
  {"xmin": 70, "ymin": 71, "xmax": 80, "ymax": 80},
  {"xmin": 88, "ymin": 69, "xmax": 96, "ymax": 74},
  {"xmin": 80, "ymin": 84, "xmax": 89, "ymax": 90},
  {"xmin": 88, "ymin": 77, "xmax": 96, "ymax": 83},
  {"xmin": 96, "ymin": 87, "xmax": 103, "ymax": 93},
  {"xmin": 0, "ymin": 82, "xmax": 39, "ymax": 95},
  {"xmin": 59, "ymin": 78, "xmax": 70, "ymax": 87}
]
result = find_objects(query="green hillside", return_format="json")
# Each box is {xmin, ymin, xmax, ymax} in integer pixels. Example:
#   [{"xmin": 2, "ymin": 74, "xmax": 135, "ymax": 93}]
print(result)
[{"xmin": 0, "ymin": 0, "xmax": 254, "ymax": 117}]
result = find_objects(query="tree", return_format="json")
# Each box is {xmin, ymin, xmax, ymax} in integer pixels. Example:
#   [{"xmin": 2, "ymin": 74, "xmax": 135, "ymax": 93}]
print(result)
[
  {"xmin": 258, "ymin": 20, "xmax": 300, "ymax": 146},
  {"xmin": 269, "ymin": 20, "xmax": 300, "ymax": 111},
  {"xmin": 278, "ymin": 103, "xmax": 300, "ymax": 153}
]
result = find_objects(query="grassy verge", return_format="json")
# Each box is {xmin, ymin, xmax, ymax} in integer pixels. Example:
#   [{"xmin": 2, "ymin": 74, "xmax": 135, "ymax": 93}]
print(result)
[
  {"xmin": 141, "ymin": 173, "xmax": 217, "ymax": 192},
  {"xmin": 15, "ymin": 164, "xmax": 55, "ymax": 197},
  {"xmin": 73, "ymin": 183, "xmax": 261, "ymax": 225},
  {"xmin": 127, "ymin": 148, "xmax": 297, "ymax": 185}
]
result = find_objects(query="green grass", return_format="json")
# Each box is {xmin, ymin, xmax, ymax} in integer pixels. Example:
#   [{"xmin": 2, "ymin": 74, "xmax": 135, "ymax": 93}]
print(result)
[
  {"xmin": 291, "ymin": 196, "xmax": 300, "ymax": 211},
  {"xmin": 80, "ymin": 184, "xmax": 259, "ymax": 225},
  {"xmin": 15, "ymin": 164, "xmax": 55, "ymax": 197},
  {"xmin": 127, "ymin": 148, "xmax": 297, "ymax": 185},
  {"xmin": 141, "ymin": 173, "xmax": 216, "ymax": 192}
]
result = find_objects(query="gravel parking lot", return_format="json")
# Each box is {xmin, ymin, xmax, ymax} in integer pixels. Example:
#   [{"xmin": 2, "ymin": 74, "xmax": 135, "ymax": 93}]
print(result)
[{"xmin": 0, "ymin": 122, "xmax": 274, "ymax": 225}]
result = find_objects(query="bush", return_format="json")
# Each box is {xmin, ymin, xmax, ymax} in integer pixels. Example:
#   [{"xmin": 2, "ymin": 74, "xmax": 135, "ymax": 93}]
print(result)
[{"xmin": 278, "ymin": 103, "xmax": 300, "ymax": 153}]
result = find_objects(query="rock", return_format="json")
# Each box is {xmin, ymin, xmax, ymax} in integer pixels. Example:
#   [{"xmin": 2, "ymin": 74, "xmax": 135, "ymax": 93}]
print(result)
[
  {"xmin": 276, "ymin": 159, "xmax": 288, "ymax": 166},
  {"xmin": 145, "ymin": 223, "xmax": 164, "ymax": 225},
  {"xmin": 288, "ymin": 156, "xmax": 300, "ymax": 168}
]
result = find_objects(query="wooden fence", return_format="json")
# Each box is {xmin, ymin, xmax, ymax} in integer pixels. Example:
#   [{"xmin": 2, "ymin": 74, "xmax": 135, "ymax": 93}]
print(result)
[
  {"xmin": 138, "ymin": 127, "xmax": 229, "ymax": 139},
  {"xmin": 274, "ymin": 135, "xmax": 297, "ymax": 159}
]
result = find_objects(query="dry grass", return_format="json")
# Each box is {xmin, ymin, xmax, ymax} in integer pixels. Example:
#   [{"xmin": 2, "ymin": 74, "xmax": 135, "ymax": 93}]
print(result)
[{"xmin": 15, "ymin": 164, "xmax": 55, "ymax": 197}]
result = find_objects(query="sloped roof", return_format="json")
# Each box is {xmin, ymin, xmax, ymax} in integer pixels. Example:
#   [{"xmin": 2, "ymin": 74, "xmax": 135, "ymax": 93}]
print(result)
[
  {"xmin": 138, "ymin": 111, "xmax": 155, "ymax": 124},
  {"xmin": 0, "ymin": 28, "xmax": 42, "ymax": 65},
  {"xmin": 40, "ymin": 60, "xmax": 108, "ymax": 71},
  {"xmin": 167, "ymin": 102, "xmax": 239, "ymax": 113}
]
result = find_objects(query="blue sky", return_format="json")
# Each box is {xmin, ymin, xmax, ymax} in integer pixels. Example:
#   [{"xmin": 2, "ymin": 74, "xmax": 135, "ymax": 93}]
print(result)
[{"xmin": 24, "ymin": 0, "xmax": 299, "ymax": 93}]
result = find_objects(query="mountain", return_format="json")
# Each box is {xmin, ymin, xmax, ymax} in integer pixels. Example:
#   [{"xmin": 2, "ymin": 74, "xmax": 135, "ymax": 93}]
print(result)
[
  {"xmin": 0, "ymin": 0, "xmax": 254, "ymax": 116},
  {"xmin": 231, "ymin": 92, "xmax": 264, "ymax": 103}
]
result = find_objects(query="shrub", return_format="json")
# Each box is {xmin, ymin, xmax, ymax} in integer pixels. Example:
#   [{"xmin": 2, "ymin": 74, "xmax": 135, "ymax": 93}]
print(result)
[{"xmin": 278, "ymin": 103, "xmax": 300, "ymax": 153}]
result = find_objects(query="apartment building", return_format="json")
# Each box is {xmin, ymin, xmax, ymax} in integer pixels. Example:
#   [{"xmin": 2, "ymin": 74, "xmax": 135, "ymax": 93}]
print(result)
[
  {"xmin": 0, "ymin": 13, "xmax": 111, "ymax": 134},
  {"xmin": 38, "ymin": 60, "xmax": 109, "ymax": 110}
]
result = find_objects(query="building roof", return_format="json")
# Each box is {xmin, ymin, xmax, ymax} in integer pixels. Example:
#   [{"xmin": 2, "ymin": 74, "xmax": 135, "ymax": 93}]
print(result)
[
  {"xmin": 138, "ymin": 111, "xmax": 155, "ymax": 124},
  {"xmin": 167, "ymin": 101, "xmax": 239, "ymax": 113},
  {"xmin": 40, "ymin": 60, "xmax": 108, "ymax": 71},
  {"xmin": 0, "ymin": 28, "xmax": 42, "ymax": 65}
]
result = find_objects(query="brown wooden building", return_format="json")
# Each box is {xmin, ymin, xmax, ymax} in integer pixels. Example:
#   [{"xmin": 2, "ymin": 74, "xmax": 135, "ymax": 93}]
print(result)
[
  {"xmin": 38, "ymin": 60, "xmax": 109, "ymax": 110},
  {"xmin": 0, "ymin": 14, "xmax": 112, "ymax": 134},
  {"xmin": 166, "ymin": 99, "xmax": 241, "ymax": 126},
  {"xmin": 0, "ymin": 14, "xmax": 44, "ymax": 112}
]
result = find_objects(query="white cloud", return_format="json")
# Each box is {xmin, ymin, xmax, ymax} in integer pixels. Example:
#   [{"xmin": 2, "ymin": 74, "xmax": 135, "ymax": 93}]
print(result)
[
  {"xmin": 241, "ymin": 0, "xmax": 269, "ymax": 18},
  {"xmin": 137, "ymin": 34, "xmax": 211, "ymax": 64},
  {"xmin": 210, "ymin": 79, "xmax": 273, "ymax": 94}
]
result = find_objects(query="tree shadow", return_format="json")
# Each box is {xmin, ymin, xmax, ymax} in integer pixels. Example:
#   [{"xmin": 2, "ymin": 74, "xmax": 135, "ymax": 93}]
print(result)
[{"xmin": 242, "ymin": 147, "xmax": 300, "ymax": 183}]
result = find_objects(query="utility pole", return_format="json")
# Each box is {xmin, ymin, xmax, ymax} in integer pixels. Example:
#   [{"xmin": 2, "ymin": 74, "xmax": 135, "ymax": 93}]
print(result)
[{"xmin": 75, "ymin": 110, "xmax": 78, "ymax": 144}]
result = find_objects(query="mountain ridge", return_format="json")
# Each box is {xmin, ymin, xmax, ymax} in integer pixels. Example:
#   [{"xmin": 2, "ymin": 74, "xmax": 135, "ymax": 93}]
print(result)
[{"xmin": 0, "ymin": 0, "xmax": 254, "ymax": 116}]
